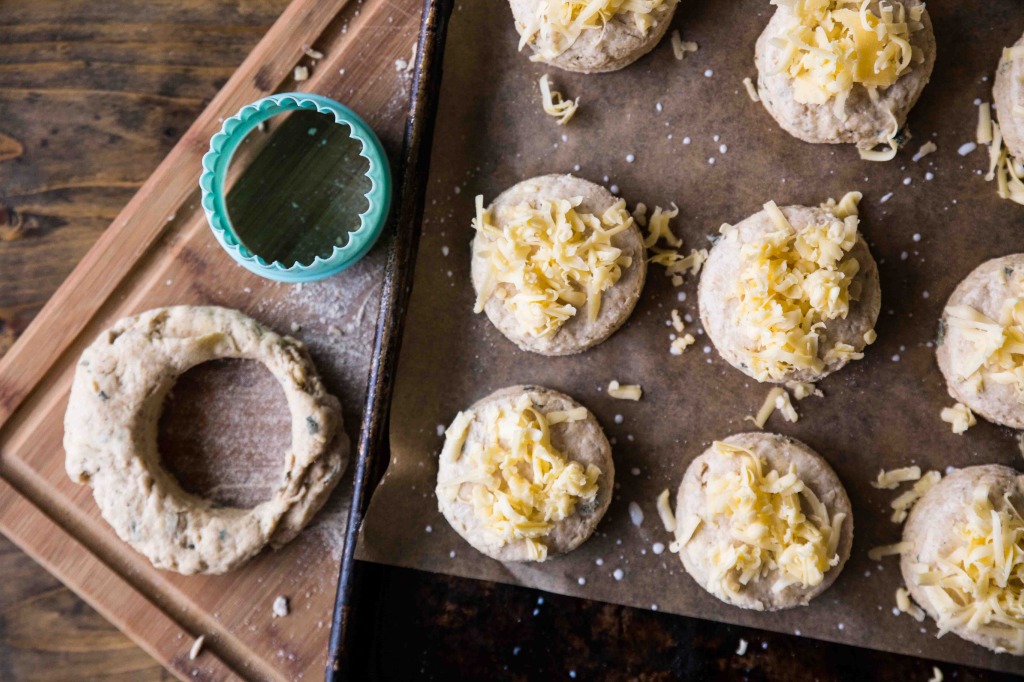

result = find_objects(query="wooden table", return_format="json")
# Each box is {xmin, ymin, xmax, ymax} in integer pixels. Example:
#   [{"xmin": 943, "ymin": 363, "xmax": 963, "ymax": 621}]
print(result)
[{"xmin": 0, "ymin": 1, "xmax": 1012, "ymax": 679}]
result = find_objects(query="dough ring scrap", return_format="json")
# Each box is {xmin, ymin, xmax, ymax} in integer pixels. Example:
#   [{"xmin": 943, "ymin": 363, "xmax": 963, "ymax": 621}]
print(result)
[{"xmin": 64, "ymin": 306, "xmax": 348, "ymax": 575}]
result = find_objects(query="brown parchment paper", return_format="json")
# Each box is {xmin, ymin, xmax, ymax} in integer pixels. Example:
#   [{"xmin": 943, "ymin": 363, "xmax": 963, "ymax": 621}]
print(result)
[{"xmin": 358, "ymin": 0, "xmax": 1024, "ymax": 673}]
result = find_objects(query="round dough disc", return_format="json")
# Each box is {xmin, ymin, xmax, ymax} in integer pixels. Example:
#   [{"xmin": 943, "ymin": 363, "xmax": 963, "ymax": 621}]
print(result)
[
  {"xmin": 937, "ymin": 254, "xmax": 1024, "ymax": 429},
  {"xmin": 508, "ymin": 0, "xmax": 679, "ymax": 73},
  {"xmin": 436, "ymin": 385, "xmax": 614, "ymax": 561},
  {"xmin": 754, "ymin": 0, "xmax": 936, "ymax": 148},
  {"xmin": 64, "ymin": 306, "xmax": 348, "ymax": 575},
  {"xmin": 675, "ymin": 432, "xmax": 854, "ymax": 611},
  {"xmin": 994, "ymin": 33, "xmax": 1024, "ymax": 160},
  {"xmin": 471, "ymin": 174, "xmax": 647, "ymax": 356},
  {"xmin": 901, "ymin": 465, "xmax": 1024, "ymax": 654},
  {"xmin": 698, "ymin": 203, "xmax": 881, "ymax": 383}
]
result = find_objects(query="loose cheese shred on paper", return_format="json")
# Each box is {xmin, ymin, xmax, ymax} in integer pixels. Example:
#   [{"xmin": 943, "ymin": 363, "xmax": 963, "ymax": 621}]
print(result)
[
  {"xmin": 857, "ymin": 137, "xmax": 900, "ymax": 162},
  {"xmin": 643, "ymin": 203, "xmax": 708, "ymax": 286},
  {"xmin": 785, "ymin": 381, "xmax": 822, "ymax": 400},
  {"xmin": 929, "ymin": 667, "xmax": 944, "ymax": 682},
  {"xmin": 868, "ymin": 541, "xmax": 910, "ymax": 561},
  {"xmin": 519, "ymin": 0, "xmax": 668, "ymax": 60},
  {"xmin": 472, "ymin": 193, "xmax": 634, "ymax": 338},
  {"xmin": 643, "ymin": 203, "xmax": 682, "ymax": 248},
  {"xmin": 771, "ymin": 0, "xmax": 923, "ymax": 120},
  {"xmin": 940, "ymin": 401, "xmax": 976, "ymax": 435},
  {"xmin": 670, "ymin": 334, "xmax": 696, "ymax": 355},
  {"xmin": 656, "ymin": 488, "xmax": 676, "ymax": 532},
  {"xmin": 889, "ymin": 470, "xmax": 941, "ymax": 523},
  {"xmin": 742, "ymin": 76, "xmax": 760, "ymax": 102},
  {"xmin": 670, "ymin": 30, "xmax": 698, "ymax": 61},
  {"xmin": 608, "ymin": 380, "xmax": 643, "ymax": 400},
  {"xmin": 546, "ymin": 406, "xmax": 588, "ymax": 424},
  {"xmin": 977, "ymin": 102, "xmax": 993, "ymax": 145},
  {"xmin": 945, "ymin": 301, "xmax": 1024, "ymax": 398},
  {"xmin": 871, "ymin": 465, "xmax": 921, "ymax": 490},
  {"xmin": 895, "ymin": 587, "xmax": 926, "ymax": 622},
  {"xmin": 538, "ymin": 74, "xmax": 579, "ymax": 125},
  {"xmin": 912, "ymin": 141, "xmax": 937, "ymax": 162},
  {"xmin": 698, "ymin": 441, "xmax": 845, "ymax": 600},
  {"xmin": 910, "ymin": 483, "xmax": 1024, "ymax": 653},
  {"xmin": 732, "ymin": 193, "xmax": 864, "ymax": 382},
  {"xmin": 435, "ymin": 395, "xmax": 602, "ymax": 561},
  {"xmin": 747, "ymin": 387, "xmax": 787, "ymax": 429}
]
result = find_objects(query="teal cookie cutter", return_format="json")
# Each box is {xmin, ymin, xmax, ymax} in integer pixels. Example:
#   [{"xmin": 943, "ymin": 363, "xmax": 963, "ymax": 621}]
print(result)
[{"xmin": 200, "ymin": 93, "xmax": 391, "ymax": 283}]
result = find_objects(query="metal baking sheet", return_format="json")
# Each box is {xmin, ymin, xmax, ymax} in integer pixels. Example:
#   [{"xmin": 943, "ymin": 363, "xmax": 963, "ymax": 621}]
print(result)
[{"xmin": 358, "ymin": 0, "xmax": 1024, "ymax": 673}]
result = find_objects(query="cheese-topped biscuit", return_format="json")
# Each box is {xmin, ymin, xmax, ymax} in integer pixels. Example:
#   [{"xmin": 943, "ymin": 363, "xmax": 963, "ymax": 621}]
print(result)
[
  {"xmin": 471, "ymin": 174, "xmax": 646, "ymax": 356},
  {"xmin": 937, "ymin": 254, "xmax": 1024, "ymax": 429},
  {"xmin": 901, "ymin": 465, "xmax": 1024, "ymax": 655},
  {"xmin": 509, "ymin": 0, "xmax": 679, "ymax": 73},
  {"xmin": 754, "ymin": 0, "xmax": 935, "ymax": 155},
  {"xmin": 435, "ymin": 385, "xmax": 614, "ymax": 562},
  {"xmin": 675, "ymin": 432, "xmax": 853, "ymax": 611},
  {"xmin": 698, "ymin": 194, "xmax": 880, "ymax": 383}
]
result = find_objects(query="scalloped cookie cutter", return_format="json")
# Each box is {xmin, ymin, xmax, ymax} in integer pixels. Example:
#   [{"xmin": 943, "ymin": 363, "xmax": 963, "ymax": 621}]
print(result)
[{"xmin": 200, "ymin": 93, "xmax": 391, "ymax": 283}]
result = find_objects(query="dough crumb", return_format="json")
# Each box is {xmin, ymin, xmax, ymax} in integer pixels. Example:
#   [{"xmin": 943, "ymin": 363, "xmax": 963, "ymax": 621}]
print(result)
[
  {"xmin": 293, "ymin": 65, "xmax": 309, "ymax": 82},
  {"xmin": 929, "ymin": 666, "xmax": 944, "ymax": 682},
  {"xmin": 272, "ymin": 595, "xmax": 290, "ymax": 618},
  {"xmin": 302, "ymin": 45, "xmax": 324, "ymax": 60},
  {"xmin": 189, "ymin": 635, "xmax": 205, "ymax": 660},
  {"xmin": 735, "ymin": 638, "xmax": 748, "ymax": 655},
  {"xmin": 940, "ymin": 401, "xmax": 976, "ymax": 434}
]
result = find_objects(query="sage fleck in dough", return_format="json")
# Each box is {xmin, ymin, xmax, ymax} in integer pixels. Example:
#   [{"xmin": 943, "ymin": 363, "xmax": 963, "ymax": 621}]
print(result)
[{"xmin": 64, "ymin": 306, "xmax": 348, "ymax": 575}]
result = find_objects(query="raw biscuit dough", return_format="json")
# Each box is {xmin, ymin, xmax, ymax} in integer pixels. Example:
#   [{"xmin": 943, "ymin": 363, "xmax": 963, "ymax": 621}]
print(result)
[
  {"xmin": 471, "ymin": 174, "xmax": 647, "ymax": 356},
  {"xmin": 675, "ymin": 432, "xmax": 854, "ymax": 611},
  {"xmin": 901, "ymin": 465, "xmax": 1024, "ymax": 655},
  {"xmin": 698, "ymin": 203, "xmax": 881, "ymax": 383},
  {"xmin": 509, "ymin": 0, "xmax": 680, "ymax": 73},
  {"xmin": 994, "ymin": 33, "xmax": 1024, "ymax": 160},
  {"xmin": 64, "ymin": 306, "xmax": 348, "ymax": 575},
  {"xmin": 937, "ymin": 254, "xmax": 1024, "ymax": 429},
  {"xmin": 436, "ymin": 385, "xmax": 614, "ymax": 561},
  {"xmin": 754, "ymin": 0, "xmax": 936, "ymax": 149}
]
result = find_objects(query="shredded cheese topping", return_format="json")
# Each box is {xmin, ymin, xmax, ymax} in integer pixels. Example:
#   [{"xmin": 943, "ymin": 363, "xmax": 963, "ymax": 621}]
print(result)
[
  {"xmin": 731, "ymin": 194, "xmax": 867, "ymax": 382},
  {"xmin": 473, "ymin": 193, "xmax": 634, "ymax": 339},
  {"xmin": 982, "ymin": 117, "xmax": 1024, "ymax": 206},
  {"xmin": 909, "ymin": 483, "xmax": 1024, "ymax": 653},
  {"xmin": 770, "ymin": 0, "xmax": 924, "ymax": 119},
  {"xmin": 538, "ymin": 74, "xmax": 579, "ymax": 125},
  {"xmin": 436, "ymin": 395, "xmax": 602, "ymax": 561},
  {"xmin": 946, "ymin": 298, "xmax": 1024, "ymax": 398},
  {"xmin": 688, "ymin": 441, "xmax": 845, "ymax": 600},
  {"xmin": 517, "ymin": 0, "xmax": 668, "ymax": 61}
]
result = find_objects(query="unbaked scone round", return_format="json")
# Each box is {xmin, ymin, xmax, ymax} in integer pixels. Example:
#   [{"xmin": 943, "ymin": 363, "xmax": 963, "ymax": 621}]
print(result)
[
  {"xmin": 675, "ymin": 432, "xmax": 853, "ymax": 611},
  {"xmin": 995, "ymin": 33, "xmax": 1024, "ymax": 160},
  {"xmin": 435, "ymin": 385, "xmax": 614, "ymax": 561},
  {"xmin": 754, "ymin": 0, "xmax": 935, "ymax": 149},
  {"xmin": 64, "ymin": 306, "xmax": 348, "ymax": 575},
  {"xmin": 698, "ymin": 201, "xmax": 881, "ymax": 383},
  {"xmin": 509, "ymin": 0, "xmax": 679, "ymax": 73},
  {"xmin": 901, "ymin": 465, "xmax": 1024, "ymax": 655},
  {"xmin": 937, "ymin": 254, "xmax": 1024, "ymax": 429},
  {"xmin": 471, "ymin": 174, "xmax": 647, "ymax": 356}
]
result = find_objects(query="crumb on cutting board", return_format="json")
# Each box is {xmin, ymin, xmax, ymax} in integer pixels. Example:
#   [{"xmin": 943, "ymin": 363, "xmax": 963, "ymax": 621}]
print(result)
[
  {"xmin": 272, "ymin": 595, "xmax": 290, "ymax": 618},
  {"xmin": 189, "ymin": 634, "xmax": 205, "ymax": 660}
]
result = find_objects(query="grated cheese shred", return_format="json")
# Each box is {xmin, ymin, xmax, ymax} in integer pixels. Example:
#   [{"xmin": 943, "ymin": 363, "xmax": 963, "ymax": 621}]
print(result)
[
  {"xmin": 910, "ymin": 483, "xmax": 1024, "ymax": 653},
  {"xmin": 742, "ymin": 76, "xmax": 760, "ymax": 102},
  {"xmin": 656, "ymin": 488, "xmax": 676, "ymax": 532},
  {"xmin": 435, "ymin": 395, "xmax": 602, "ymax": 561},
  {"xmin": 473, "ymin": 193, "xmax": 634, "ymax": 338},
  {"xmin": 871, "ymin": 465, "xmax": 921, "ymax": 490},
  {"xmin": 670, "ymin": 30, "xmax": 698, "ymax": 60},
  {"xmin": 608, "ymin": 380, "xmax": 643, "ymax": 400},
  {"xmin": 732, "ymin": 193, "xmax": 868, "ymax": 382},
  {"xmin": 689, "ymin": 441, "xmax": 845, "ymax": 600},
  {"xmin": 538, "ymin": 74, "xmax": 579, "ymax": 125},
  {"xmin": 518, "ymin": 0, "xmax": 668, "ymax": 61},
  {"xmin": 940, "ymin": 401, "xmax": 976, "ymax": 435}
]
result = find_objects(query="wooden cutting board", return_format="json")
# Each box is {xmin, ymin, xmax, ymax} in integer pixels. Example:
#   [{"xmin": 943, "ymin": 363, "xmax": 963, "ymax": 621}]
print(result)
[{"xmin": 0, "ymin": 0, "xmax": 422, "ymax": 678}]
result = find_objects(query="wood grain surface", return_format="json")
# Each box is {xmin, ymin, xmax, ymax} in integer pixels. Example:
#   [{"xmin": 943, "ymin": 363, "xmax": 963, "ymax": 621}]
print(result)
[{"xmin": 0, "ymin": 1, "xmax": 1015, "ymax": 680}]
